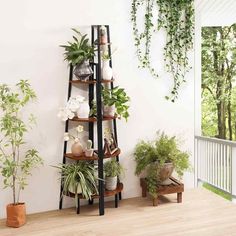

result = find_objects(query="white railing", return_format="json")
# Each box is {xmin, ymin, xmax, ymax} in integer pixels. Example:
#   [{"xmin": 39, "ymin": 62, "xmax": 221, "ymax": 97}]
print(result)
[{"xmin": 195, "ymin": 136, "xmax": 236, "ymax": 201}]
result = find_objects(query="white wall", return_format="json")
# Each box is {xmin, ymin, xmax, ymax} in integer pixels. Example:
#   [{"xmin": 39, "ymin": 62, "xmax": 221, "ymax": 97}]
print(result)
[{"xmin": 0, "ymin": 0, "xmax": 195, "ymax": 219}]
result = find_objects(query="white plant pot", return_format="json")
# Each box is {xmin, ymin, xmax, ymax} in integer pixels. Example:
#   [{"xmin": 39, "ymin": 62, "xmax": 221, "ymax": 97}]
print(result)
[
  {"xmin": 105, "ymin": 176, "xmax": 117, "ymax": 191},
  {"xmin": 85, "ymin": 149, "xmax": 94, "ymax": 157},
  {"xmin": 68, "ymin": 183, "xmax": 82, "ymax": 194},
  {"xmin": 77, "ymin": 102, "xmax": 90, "ymax": 118},
  {"xmin": 103, "ymin": 105, "xmax": 115, "ymax": 117},
  {"xmin": 102, "ymin": 60, "xmax": 113, "ymax": 81}
]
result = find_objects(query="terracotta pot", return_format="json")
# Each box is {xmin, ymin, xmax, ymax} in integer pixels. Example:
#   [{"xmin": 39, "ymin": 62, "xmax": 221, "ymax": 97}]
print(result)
[
  {"xmin": 6, "ymin": 203, "xmax": 26, "ymax": 228},
  {"xmin": 159, "ymin": 163, "xmax": 174, "ymax": 185},
  {"xmin": 71, "ymin": 142, "xmax": 83, "ymax": 156}
]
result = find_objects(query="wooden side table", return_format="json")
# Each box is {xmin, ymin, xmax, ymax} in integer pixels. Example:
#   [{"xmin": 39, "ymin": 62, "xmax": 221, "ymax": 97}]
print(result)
[{"xmin": 140, "ymin": 177, "xmax": 184, "ymax": 206}]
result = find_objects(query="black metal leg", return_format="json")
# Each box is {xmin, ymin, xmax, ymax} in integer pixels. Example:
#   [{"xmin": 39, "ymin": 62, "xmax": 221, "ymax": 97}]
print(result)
[
  {"xmin": 115, "ymin": 194, "xmax": 118, "ymax": 208},
  {"xmin": 76, "ymin": 198, "xmax": 80, "ymax": 214},
  {"xmin": 88, "ymin": 199, "xmax": 94, "ymax": 205},
  {"xmin": 119, "ymin": 192, "xmax": 122, "ymax": 200},
  {"xmin": 59, "ymin": 195, "xmax": 63, "ymax": 210}
]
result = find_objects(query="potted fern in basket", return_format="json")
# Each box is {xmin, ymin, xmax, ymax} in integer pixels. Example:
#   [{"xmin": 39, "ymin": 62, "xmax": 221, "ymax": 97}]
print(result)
[{"xmin": 0, "ymin": 80, "xmax": 43, "ymax": 228}]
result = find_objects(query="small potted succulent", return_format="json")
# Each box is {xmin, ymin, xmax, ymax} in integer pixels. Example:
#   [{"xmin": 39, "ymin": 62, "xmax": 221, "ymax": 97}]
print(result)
[
  {"xmin": 104, "ymin": 159, "xmax": 124, "ymax": 191},
  {"xmin": 54, "ymin": 161, "xmax": 98, "ymax": 206},
  {"xmin": 0, "ymin": 80, "xmax": 43, "ymax": 228},
  {"xmin": 102, "ymin": 86, "xmax": 130, "ymax": 120},
  {"xmin": 60, "ymin": 28, "xmax": 95, "ymax": 80},
  {"xmin": 64, "ymin": 125, "xmax": 84, "ymax": 157},
  {"xmin": 134, "ymin": 132, "xmax": 190, "ymax": 198},
  {"xmin": 58, "ymin": 95, "xmax": 90, "ymax": 121},
  {"xmin": 85, "ymin": 140, "xmax": 94, "ymax": 157}
]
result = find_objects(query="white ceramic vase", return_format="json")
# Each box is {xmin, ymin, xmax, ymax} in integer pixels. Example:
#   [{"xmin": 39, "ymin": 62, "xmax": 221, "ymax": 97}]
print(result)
[
  {"xmin": 68, "ymin": 183, "xmax": 82, "ymax": 194},
  {"xmin": 77, "ymin": 102, "xmax": 90, "ymax": 118},
  {"xmin": 103, "ymin": 105, "xmax": 115, "ymax": 117},
  {"xmin": 102, "ymin": 60, "xmax": 113, "ymax": 81},
  {"xmin": 85, "ymin": 149, "xmax": 94, "ymax": 157},
  {"xmin": 105, "ymin": 176, "xmax": 117, "ymax": 191}
]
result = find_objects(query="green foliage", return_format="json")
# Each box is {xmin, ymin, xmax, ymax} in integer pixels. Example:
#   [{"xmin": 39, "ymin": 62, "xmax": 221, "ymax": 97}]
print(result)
[
  {"xmin": 60, "ymin": 29, "xmax": 95, "ymax": 66},
  {"xmin": 0, "ymin": 80, "xmax": 43, "ymax": 204},
  {"xmin": 134, "ymin": 132, "xmax": 190, "ymax": 197},
  {"xmin": 54, "ymin": 162, "xmax": 98, "ymax": 201},
  {"xmin": 202, "ymin": 25, "xmax": 236, "ymax": 140},
  {"xmin": 102, "ymin": 86, "xmax": 130, "ymax": 121},
  {"xmin": 104, "ymin": 159, "xmax": 124, "ymax": 178},
  {"xmin": 131, "ymin": 0, "xmax": 194, "ymax": 102}
]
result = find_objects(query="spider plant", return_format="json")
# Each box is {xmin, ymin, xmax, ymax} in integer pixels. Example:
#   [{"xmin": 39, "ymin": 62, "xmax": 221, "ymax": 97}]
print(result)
[{"xmin": 54, "ymin": 162, "xmax": 98, "ymax": 201}]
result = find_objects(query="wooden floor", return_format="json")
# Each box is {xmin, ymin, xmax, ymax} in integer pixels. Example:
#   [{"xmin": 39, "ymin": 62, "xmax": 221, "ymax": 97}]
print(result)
[{"xmin": 1, "ymin": 188, "xmax": 236, "ymax": 236}]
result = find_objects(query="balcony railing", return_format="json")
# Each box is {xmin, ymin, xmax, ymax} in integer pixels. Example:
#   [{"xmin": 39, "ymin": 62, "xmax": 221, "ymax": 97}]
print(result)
[{"xmin": 195, "ymin": 135, "xmax": 236, "ymax": 202}]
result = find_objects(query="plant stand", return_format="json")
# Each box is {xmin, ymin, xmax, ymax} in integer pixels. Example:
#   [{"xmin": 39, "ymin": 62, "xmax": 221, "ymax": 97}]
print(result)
[
  {"xmin": 59, "ymin": 25, "xmax": 123, "ymax": 216},
  {"xmin": 140, "ymin": 177, "xmax": 184, "ymax": 206}
]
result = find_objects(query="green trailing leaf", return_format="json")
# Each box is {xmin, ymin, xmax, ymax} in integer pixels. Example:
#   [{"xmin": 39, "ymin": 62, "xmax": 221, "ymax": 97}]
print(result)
[
  {"xmin": 104, "ymin": 159, "xmax": 125, "ymax": 178},
  {"xmin": 131, "ymin": 0, "xmax": 194, "ymax": 102}
]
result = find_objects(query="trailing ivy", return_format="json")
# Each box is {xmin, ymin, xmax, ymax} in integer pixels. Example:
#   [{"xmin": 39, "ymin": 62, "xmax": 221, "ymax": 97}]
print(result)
[{"xmin": 131, "ymin": 0, "xmax": 194, "ymax": 102}]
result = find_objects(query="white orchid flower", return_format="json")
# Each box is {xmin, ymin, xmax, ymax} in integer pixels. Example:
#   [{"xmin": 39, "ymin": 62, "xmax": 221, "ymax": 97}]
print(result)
[
  {"xmin": 64, "ymin": 133, "xmax": 70, "ymax": 141},
  {"xmin": 76, "ymin": 125, "xmax": 84, "ymax": 133},
  {"xmin": 74, "ymin": 138, "xmax": 79, "ymax": 143},
  {"xmin": 75, "ymin": 95, "xmax": 85, "ymax": 103}
]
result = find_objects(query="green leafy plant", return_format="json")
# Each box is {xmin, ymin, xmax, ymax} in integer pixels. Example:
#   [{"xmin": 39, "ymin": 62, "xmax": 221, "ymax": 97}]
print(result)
[
  {"xmin": 102, "ymin": 86, "xmax": 130, "ymax": 121},
  {"xmin": 54, "ymin": 162, "xmax": 98, "ymax": 201},
  {"xmin": 104, "ymin": 159, "xmax": 124, "ymax": 178},
  {"xmin": 134, "ymin": 132, "xmax": 190, "ymax": 197},
  {"xmin": 131, "ymin": 0, "xmax": 194, "ymax": 102},
  {"xmin": 0, "ymin": 80, "xmax": 43, "ymax": 205},
  {"xmin": 60, "ymin": 29, "xmax": 95, "ymax": 66}
]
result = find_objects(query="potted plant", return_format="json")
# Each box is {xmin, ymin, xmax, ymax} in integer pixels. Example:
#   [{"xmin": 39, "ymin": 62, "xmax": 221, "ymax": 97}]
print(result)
[
  {"xmin": 60, "ymin": 28, "xmax": 95, "ymax": 80},
  {"xmin": 85, "ymin": 140, "xmax": 94, "ymax": 157},
  {"xmin": 0, "ymin": 80, "xmax": 43, "ymax": 228},
  {"xmin": 54, "ymin": 162, "xmax": 98, "ymax": 203},
  {"xmin": 104, "ymin": 159, "xmax": 124, "ymax": 191},
  {"xmin": 58, "ymin": 95, "xmax": 90, "ymax": 121},
  {"xmin": 102, "ymin": 86, "xmax": 130, "ymax": 121},
  {"xmin": 134, "ymin": 132, "xmax": 190, "ymax": 198},
  {"xmin": 64, "ymin": 125, "xmax": 84, "ymax": 157}
]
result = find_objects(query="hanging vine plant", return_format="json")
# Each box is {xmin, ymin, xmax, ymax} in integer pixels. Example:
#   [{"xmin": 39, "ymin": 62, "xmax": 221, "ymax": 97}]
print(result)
[{"xmin": 131, "ymin": 0, "xmax": 194, "ymax": 102}]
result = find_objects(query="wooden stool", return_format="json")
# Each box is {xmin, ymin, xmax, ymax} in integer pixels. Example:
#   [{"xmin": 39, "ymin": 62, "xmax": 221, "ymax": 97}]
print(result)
[{"xmin": 140, "ymin": 177, "xmax": 184, "ymax": 206}]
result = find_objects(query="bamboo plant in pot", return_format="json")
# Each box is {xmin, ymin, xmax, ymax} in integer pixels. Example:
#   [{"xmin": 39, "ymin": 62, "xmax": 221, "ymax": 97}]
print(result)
[
  {"xmin": 104, "ymin": 159, "xmax": 124, "ymax": 191},
  {"xmin": 0, "ymin": 80, "xmax": 43, "ymax": 228},
  {"xmin": 60, "ymin": 28, "xmax": 95, "ymax": 80},
  {"xmin": 102, "ymin": 86, "xmax": 130, "ymax": 120},
  {"xmin": 134, "ymin": 132, "xmax": 190, "ymax": 198}
]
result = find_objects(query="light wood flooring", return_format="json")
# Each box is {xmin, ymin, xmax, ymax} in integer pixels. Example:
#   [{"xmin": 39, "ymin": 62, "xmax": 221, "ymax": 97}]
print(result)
[{"xmin": 1, "ymin": 188, "xmax": 236, "ymax": 236}]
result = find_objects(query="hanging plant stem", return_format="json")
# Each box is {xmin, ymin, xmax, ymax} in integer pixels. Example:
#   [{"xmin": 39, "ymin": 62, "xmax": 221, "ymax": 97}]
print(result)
[
  {"xmin": 131, "ymin": 0, "xmax": 194, "ymax": 102},
  {"xmin": 131, "ymin": 0, "xmax": 159, "ymax": 78}
]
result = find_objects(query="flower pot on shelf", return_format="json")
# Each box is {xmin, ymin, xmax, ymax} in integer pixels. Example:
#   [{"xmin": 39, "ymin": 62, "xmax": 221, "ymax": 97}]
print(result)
[
  {"xmin": 103, "ymin": 105, "xmax": 115, "ymax": 117},
  {"xmin": 159, "ymin": 162, "xmax": 174, "ymax": 185},
  {"xmin": 85, "ymin": 149, "xmax": 94, "ymax": 157},
  {"xmin": 105, "ymin": 176, "xmax": 117, "ymax": 191},
  {"xmin": 71, "ymin": 141, "xmax": 83, "ymax": 157},
  {"xmin": 102, "ymin": 60, "xmax": 113, "ymax": 81},
  {"xmin": 77, "ymin": 102, "xmax": 90, "ymax": 118},
  {"xmin": 68, "ymin": 183, "xmax": 82, "ymax": 195},
  {"xmin": 6, "ymin": 203, "xmax": 26, "ymax": 228},
  {"xmin": 74, "ymin": 60, "xmax": 93, "ymax": 81}
]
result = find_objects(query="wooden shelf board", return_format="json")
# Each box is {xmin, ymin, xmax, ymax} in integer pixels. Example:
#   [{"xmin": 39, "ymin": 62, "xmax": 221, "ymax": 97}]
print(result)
[
  {"xmin": 70, "ymin": 79, "xmax": 114, "ymax": 85},
  {"xmin": 65, "ymin": 183, "xmax": 123, "ymax": 199},
  {"xmin": 64, "ymin": 148, "xmax": 121, "ymax": 161},
  {"xmin": 70, "ymin": 115, "xmax": 117, "ymax": 122}
]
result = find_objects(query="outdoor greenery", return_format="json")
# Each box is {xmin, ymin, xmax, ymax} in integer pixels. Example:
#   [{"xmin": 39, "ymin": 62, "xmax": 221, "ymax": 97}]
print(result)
[
  {"xmin": 102, "ymin": 86, "xmax": 130, "ymax": 121},
  {"xmin": 60, "ymin": 29, "xmax": 95, "ymax": 66},
  {"xmin": 54, "ymin": 162, "xmax": 98, "ymax": 201},
  {"xmin": 134, "ymin": 132, "xmax": 190, "ymax": 197},
  {"xmin": 0, "ymin": 80, "xmax": 43, "ymax": 205},
  {"xmin": 202, "ymin": 24, "xmax": 236, "ymax": 140},
  {"xmin": 104, "ymin": 159, "xmax": 124, "ymax": 178},
  {"xmin": 131, "ymin": 0, "xmax": 194, "ymax": 102}
]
